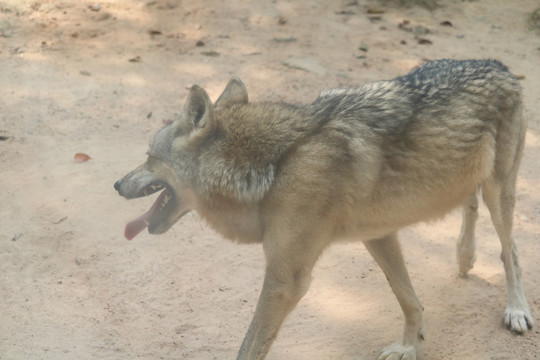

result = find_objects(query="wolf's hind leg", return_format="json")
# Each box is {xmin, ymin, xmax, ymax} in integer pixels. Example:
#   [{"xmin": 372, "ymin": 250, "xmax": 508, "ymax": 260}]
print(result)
[
  {"xmin": 457, "ymin": 190, "xmax": 479, "ymax": 276},
  {"xmin": 364, "ymin": 233, "xmax": 424, "ymax": 360},
  {"xmin": 482, "ymin": 177, "xmax": 533, "ymax": 334}
]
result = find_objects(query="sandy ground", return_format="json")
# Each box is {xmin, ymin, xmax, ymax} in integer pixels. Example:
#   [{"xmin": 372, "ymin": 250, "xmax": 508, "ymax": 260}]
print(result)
[{"xmin": 1, "ymin": 0, "xmax": 540, "ymax": 359}]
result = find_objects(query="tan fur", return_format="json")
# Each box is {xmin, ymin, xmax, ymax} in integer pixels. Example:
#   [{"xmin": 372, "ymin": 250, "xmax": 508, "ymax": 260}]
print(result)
[{"xmin": 115, "ymin": 59, "xmax": 533, "ymax": 360}]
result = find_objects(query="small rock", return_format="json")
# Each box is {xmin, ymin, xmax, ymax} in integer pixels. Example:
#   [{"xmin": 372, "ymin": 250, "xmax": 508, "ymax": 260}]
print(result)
[
  {"xmin": 368, "ymin": 16, "xmax": 383, "ymax": 23},
  {"xmin": 282, "ymin": 56, "xmax": 327, "ymax": 76},
  {"xmin": 38, "ymin": 3, "xmax": 56, "ymax": 13},
  {"xmin": 335, "ymin": 10, "xmax": 355, "ymax": 15},
  {"xmin": 89, "ymin": 4, "xmax": 101, "ymax": 12},
  {"xmin": 399, "ymin": 21, "xmax": 430, "ymax": 35},
  {"xmin": 358, "ymin": 42, "xmax": 369, "ymax": 52},
  {"xmin": 398, "ymin": 20, "xmax": 411, "ymax": 31},
  {"xmin": 274, "ymin": 37, "xmax": 297, "ymax": 43},
  {"xmin": 528, "ymin": 7, "xmax": 540, "ymax": 33},
  {"xmin": 414, "ymin": 26, "xmax": 430, "ymax": 35},
  {"xmin": 9, "ymin": 46, "xmax": 24, "ymax": 55},
  {"xmin": 0, "ymin": 20, "xmax": 13, "ymax": 38},
  {"xmin": 416, "ymin": 37, "xmax": 432, "ymax": 45},
  {"xmin": 93, "ymin": 12, "xmax": 111, "ymax": 21}
]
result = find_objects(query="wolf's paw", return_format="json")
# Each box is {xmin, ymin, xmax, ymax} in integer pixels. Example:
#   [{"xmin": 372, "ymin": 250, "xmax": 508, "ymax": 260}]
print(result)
[
  {"xmin": 377, "ymin": 342, "xmax": 417, "ymax": 360},
  {"xmin": 505, "ymin": 307, "xmax": 534, "ymax": 334},
  {"xmin": 457, "ymin": 240, "xmax": 476, "ymax": 276},
  {"xmin": 457, "ymin": 251, "xmax": 476, "ymax": 276}
]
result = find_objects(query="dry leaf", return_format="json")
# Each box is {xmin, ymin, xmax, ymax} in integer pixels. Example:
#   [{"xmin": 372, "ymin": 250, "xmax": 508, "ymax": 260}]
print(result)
[
  {"xmin": 201, "ymin": 50, "xmax": 220, "ymax": 57},
  {"xmin": 367, "ymin": 8, "xmax": 385, "ymax": 14},
  {"xmin": 74, "ymin": 153, "xmax": 91, "ymax": 162}
]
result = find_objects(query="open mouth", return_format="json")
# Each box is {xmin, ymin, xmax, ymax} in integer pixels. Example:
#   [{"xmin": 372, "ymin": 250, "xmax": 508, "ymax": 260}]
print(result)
[{"xmin": 124, "ymin": 182, "xmax": 176, "ymax": 240}]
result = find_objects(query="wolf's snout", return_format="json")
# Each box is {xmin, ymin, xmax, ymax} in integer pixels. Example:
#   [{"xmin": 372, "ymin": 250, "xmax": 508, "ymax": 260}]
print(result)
[{"xmin": 114, "ymin": 180, "xmax": 121, "ymax": 192}]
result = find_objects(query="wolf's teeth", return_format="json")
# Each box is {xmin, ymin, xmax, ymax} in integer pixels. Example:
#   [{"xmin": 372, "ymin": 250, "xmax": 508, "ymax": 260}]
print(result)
[
  {"xmin": 151, "ymin": 185, "xmax": 162, "ymax": 190},
  {"xmin": 161, "ymin": 194, "xmax": 171, "ymax": 209}
]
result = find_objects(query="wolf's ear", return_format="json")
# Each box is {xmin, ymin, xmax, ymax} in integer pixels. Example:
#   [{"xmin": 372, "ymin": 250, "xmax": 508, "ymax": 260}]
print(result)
[
  {"xmin": 214, "ymin": 77, "xmax": 248, "ymax": 110},
  {"xmin": 184, "ymin": 85, "xmax": 214, "ymax": 129}
]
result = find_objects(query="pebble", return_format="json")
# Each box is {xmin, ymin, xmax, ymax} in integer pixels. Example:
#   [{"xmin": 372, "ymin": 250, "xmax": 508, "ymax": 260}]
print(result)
[{"xmin": 282, "ymin": 56, "xmax": 327, "ymax": 76}]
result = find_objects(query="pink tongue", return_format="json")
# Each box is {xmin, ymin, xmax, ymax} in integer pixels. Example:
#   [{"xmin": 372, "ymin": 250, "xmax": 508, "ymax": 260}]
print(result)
[{"xmin": 124, "ymin": 189, "xmax": 168, "ymax": 240}]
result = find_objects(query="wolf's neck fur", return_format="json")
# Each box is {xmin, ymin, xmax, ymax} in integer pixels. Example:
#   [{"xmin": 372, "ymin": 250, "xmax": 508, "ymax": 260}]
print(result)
[{"xmin": 196, "ymin": 102, "xmax": 325, "ymax": 203}]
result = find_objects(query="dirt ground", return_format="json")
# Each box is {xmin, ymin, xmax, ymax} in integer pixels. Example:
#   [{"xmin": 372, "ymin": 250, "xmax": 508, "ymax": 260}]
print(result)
[{"xmin": 1, "ymin": 0, "xmax": 540, "ymax": 359}]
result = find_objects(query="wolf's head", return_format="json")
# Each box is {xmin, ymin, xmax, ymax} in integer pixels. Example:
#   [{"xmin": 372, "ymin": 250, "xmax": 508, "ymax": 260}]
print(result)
[{"xmin": 114, "ymin": 78, "xmax": 249, "ymax": 240}]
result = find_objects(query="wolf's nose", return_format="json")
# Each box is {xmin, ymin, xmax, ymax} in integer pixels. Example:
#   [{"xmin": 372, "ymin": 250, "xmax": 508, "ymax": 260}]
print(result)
[{"xmin": 114, "ymin": 180, "xmax": 121, "ymax": 192}]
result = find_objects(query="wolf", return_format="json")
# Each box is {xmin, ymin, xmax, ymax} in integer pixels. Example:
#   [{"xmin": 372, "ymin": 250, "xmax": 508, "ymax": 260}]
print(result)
[{"xmin": 114, "ymin": 59, "xmax": 533, "ymax": 360}]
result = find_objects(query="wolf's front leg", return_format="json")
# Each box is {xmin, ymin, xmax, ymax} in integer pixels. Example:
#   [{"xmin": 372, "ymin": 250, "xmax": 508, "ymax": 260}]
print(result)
[
  {"xmin": 236, "ymin": 233, "xmax": 329, "ymax": 360},
  {"xmin": 235, "ymin": 269, "xmax": 309, "ymax": 360},
  {"xmin": 364, "ymin": 233, "xmax": 424, "ymax": 360}
]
